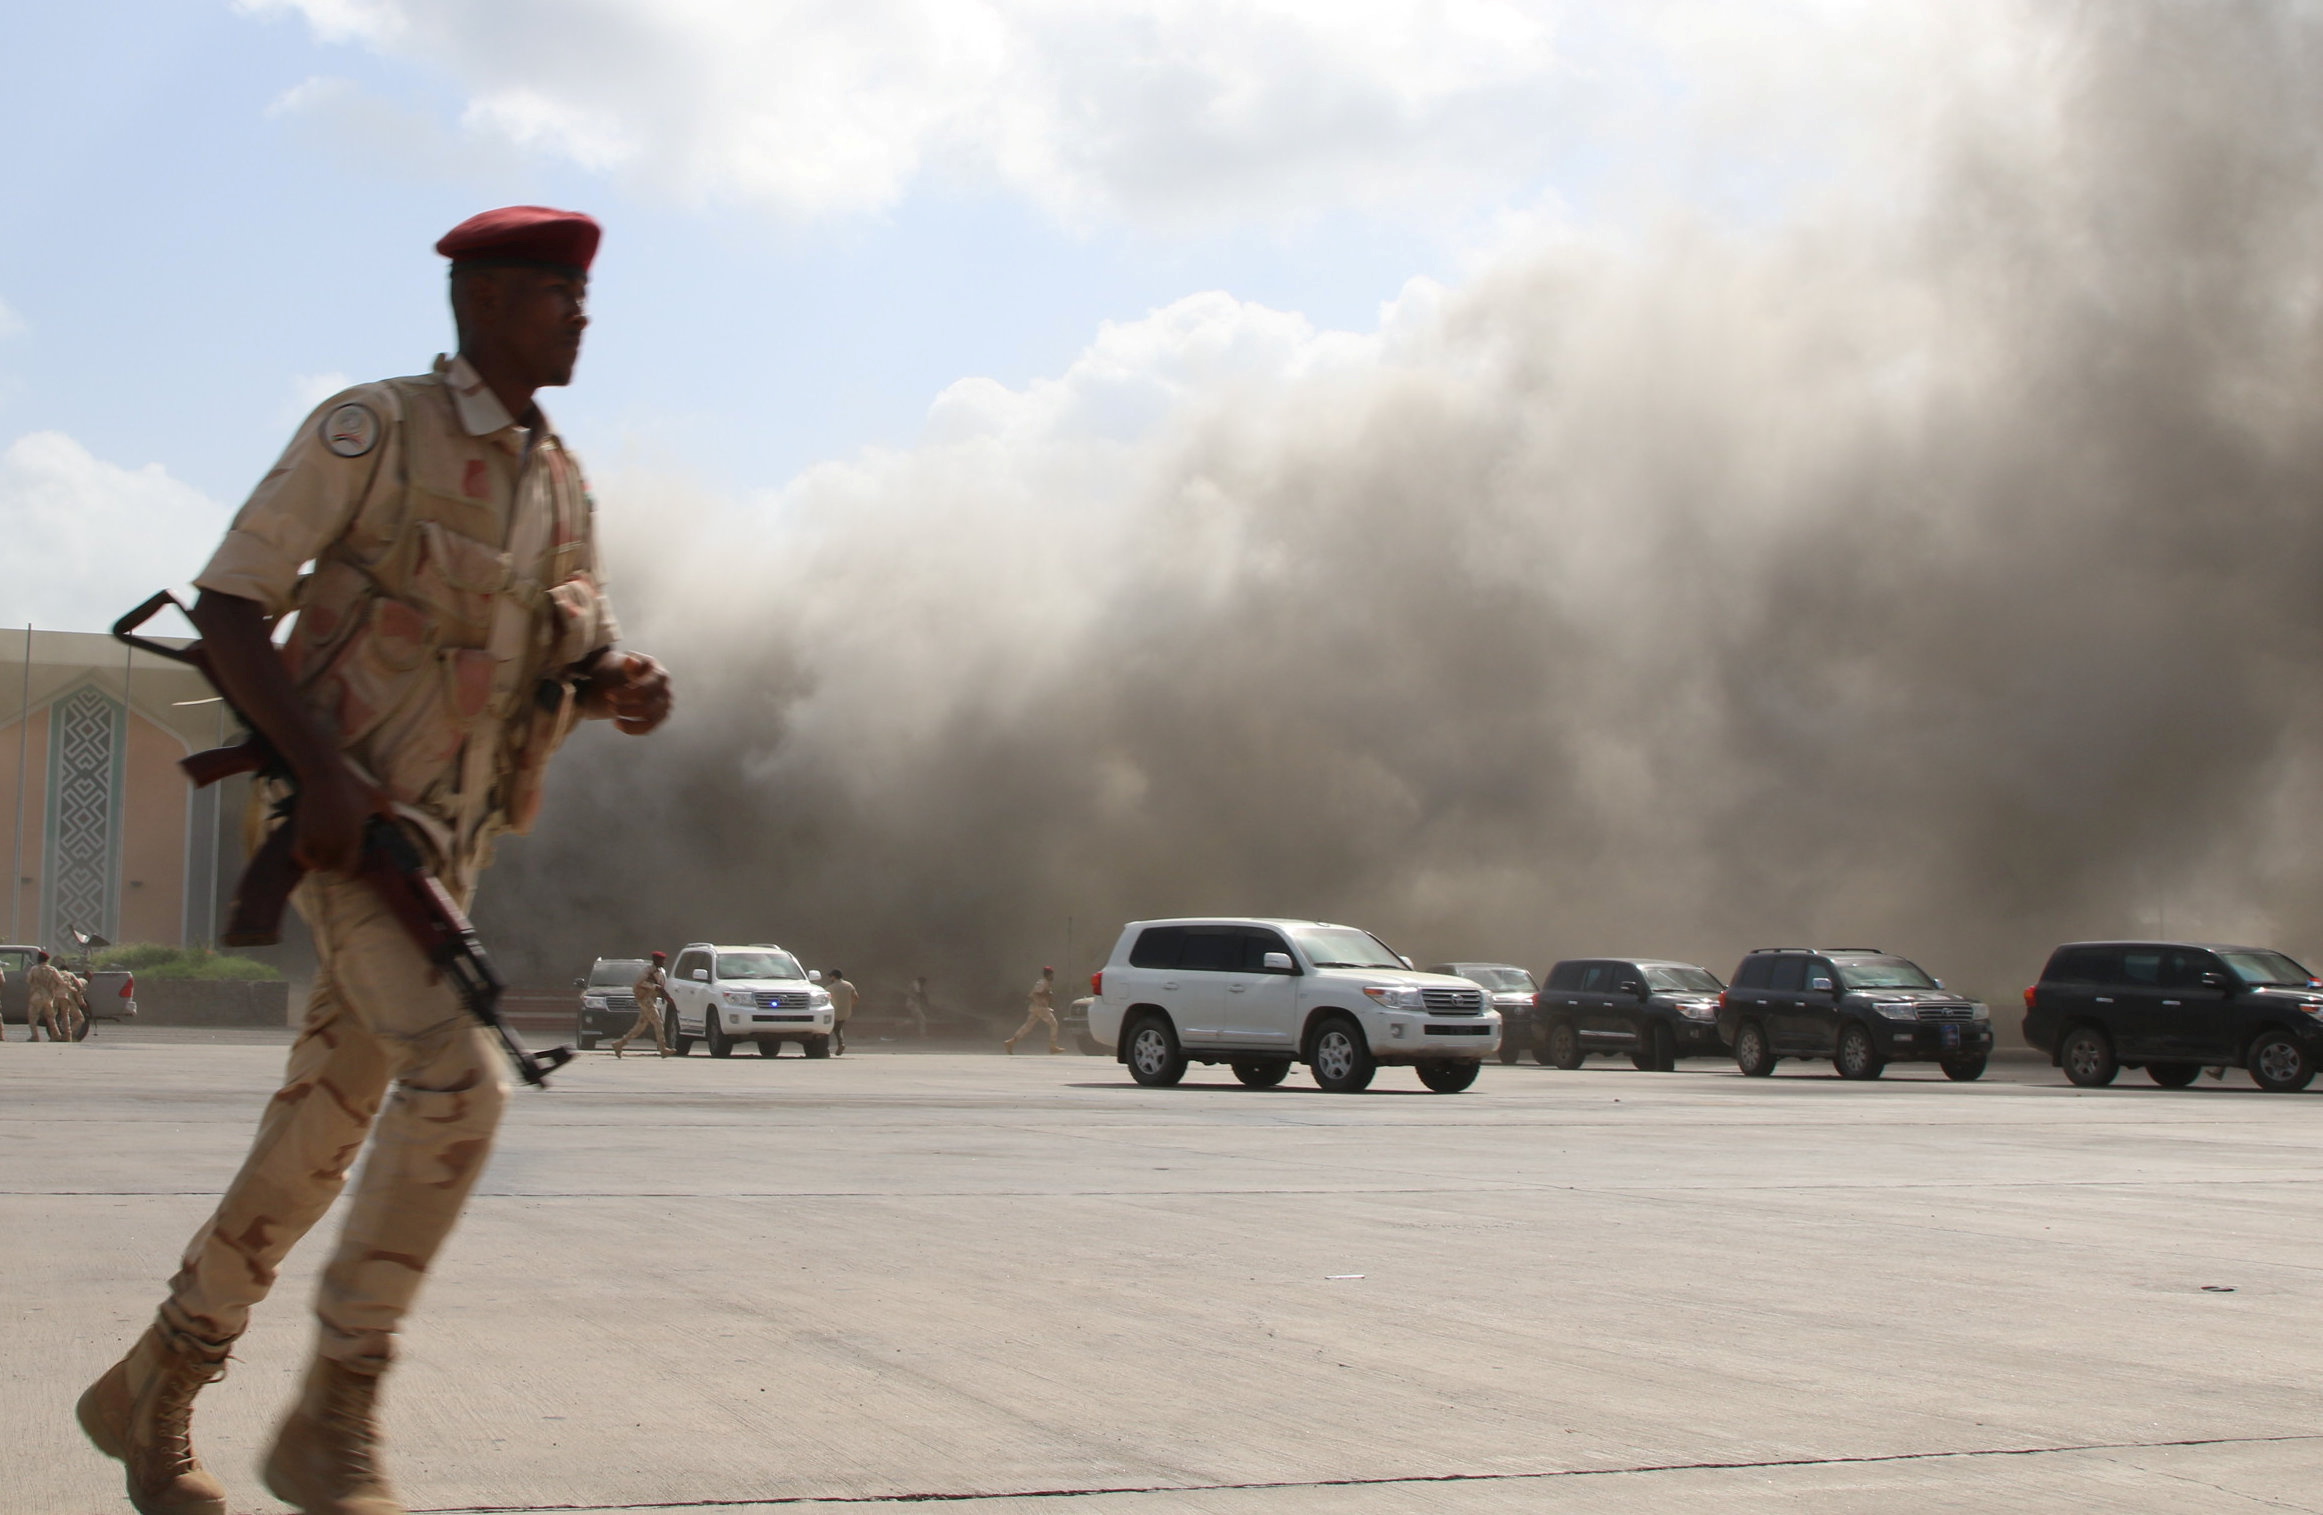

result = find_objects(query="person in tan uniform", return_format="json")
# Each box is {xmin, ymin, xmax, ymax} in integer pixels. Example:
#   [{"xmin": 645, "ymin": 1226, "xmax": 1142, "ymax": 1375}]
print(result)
[
  {"xmin": 1005, "ymin": 966, "xmax": 1065, "ymax": 1054},
  {"xmin": 825, "ymin": 968, "xmax": 858, "ymax": 1054},
  {"xmin": 76, "ymin": 206, "xmax": 671, "ymax": 1515},
  {"xmin": 28, "ymin": 951, "xmax": 72, "ymax": 1042},
  {"xmin": 611, "ymin": 950, "xmax": 671, "ymax": 1057},
  {"xmin": 61, "ymin": 970, "xmax": 91, "ymax": 1041}
]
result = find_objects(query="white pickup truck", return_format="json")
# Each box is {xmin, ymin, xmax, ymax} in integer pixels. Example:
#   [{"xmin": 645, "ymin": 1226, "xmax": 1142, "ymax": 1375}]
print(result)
[{"xmin": 1088, "ymin": 917, "xmax": 1501, "ymax": 1093}]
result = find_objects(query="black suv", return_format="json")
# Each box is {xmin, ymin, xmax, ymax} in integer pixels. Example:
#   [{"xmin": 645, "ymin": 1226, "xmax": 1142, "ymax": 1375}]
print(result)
[
  {"xmin": 2022, "ymin": 941, "xmax": 2323, "ymax": 1092},
  {"xmin": 1716, "ymin": 948, "xmax": 1992, "ymax": 1080},
  {"xmin": 574, "ymin": 956, "xmax": 649, "ymax": 1050},
  {"xmin": 1535, "ymin": 959, "xmax": 1729, "ymax": 1071}
]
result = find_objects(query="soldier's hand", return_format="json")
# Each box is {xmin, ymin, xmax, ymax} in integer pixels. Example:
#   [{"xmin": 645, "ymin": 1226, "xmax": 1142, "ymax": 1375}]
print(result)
[
  {"xmin": 293, "ymin": 765, "xmax": 387, "ymax": 875},
  {"xmin": 581, "ymin": 650, "xmax": 672, "ymax": 735}
]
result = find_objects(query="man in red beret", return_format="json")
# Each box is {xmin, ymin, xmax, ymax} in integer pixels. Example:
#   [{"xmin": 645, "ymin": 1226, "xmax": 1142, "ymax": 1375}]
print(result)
[{"xmin": 77, "ymin": 206, "xmax": 672, "ymax": 1515}]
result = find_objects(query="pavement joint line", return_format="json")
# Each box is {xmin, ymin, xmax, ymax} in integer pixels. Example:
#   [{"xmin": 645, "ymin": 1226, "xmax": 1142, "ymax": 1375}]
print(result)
[{"xmin": 410, "ymin": 1433, "xmax": 2323, "ymax": 1511}]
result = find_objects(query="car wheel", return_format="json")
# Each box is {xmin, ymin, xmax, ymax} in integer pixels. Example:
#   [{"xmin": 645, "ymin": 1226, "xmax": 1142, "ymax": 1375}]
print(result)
[
  {"xmin": 1232, "ymin": 1059, "xmax": 1290, "ymax": 1088},
  {"xmin": 2247, "ymin": 1031, "xmax": 2315, "ymax": 1093},
  {"xmin": 1544, "ymin": 1019, "xmax": 1583, "ymax": 1070},
  {"xmin": 1835, "ymin": 1023, "xmax": 1884, "ymax": 1081},
  {"xmin": 706, "ymin": 1013, "xmax": 734, "ymax": 1059},
  {"xmin": 668, "ymin": 1018, "xmax": 692, "ymax": 1056},
  {"xmin": 2059, "ymin": 1024, "xmax": 2116, "ymax": 1087},
  {"xmin": 578, "ymin": 1032, "xmax": 600, "ymax": 1051},
  {"xmin": 803, "ymin": 1036, "xmax": 831, "ymax": 1059},
  {"xmin": 1733, "ymin": 1021, "xmax": 1776, "ymax": 1077},
  {"xmin": 1309, "ymin": 1018, "xmax": 1377, "ymax": 1093},
  {"xmin": 1417, "ymin": 1060, "xmax": 1480, "ymax": 1093},
  {"xmin": 2146, "ymin": 1061, "xmax": 2199, "ymax": 1088},
  {"xmin": 1941, "ymin": 1055, "xmax": 1988, "ymax": 1082},
  {"xmin": 1636, "ymin": 1020, "xmax": 1676, "ymax": 1071},
  {"xmin": 756, "ymin": 1037, "xmax": 779, "ymax": 1057},
  {"xmin": 1126, "ymin": 1016, "xmax": 1188, "ymax": 1087},
  {"xmin": 1498, "ymin": 1036, "xmax": 1522, "ymax": 1066}
]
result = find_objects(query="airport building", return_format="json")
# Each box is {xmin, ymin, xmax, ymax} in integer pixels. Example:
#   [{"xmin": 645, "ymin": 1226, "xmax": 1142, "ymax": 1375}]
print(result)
[{"xmin": 0, "ymin": 629, "xmax": 238, "ymax": 951}]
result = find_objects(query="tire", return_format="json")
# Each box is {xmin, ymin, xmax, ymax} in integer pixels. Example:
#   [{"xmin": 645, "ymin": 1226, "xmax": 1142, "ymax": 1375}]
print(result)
[
  {"xmin": 803, "ymin": 1036, "xmax": 831, "ymax": 1059},
  {"xmin": 1309, "ymin": 1018, "xmax": 1377, "ymax": 1093},
  {"xmin": 1498, "ymin": 1037, "xmax": 1522, "ymax": 1066},
  {"xmin": 668, "ymin": 1018, "xmax": 693, "ymax": 1056},
  {"xmin": 578, "ymin": 1032, "xmax": 600, "ymax": 1051},
  {"xmin": 1835, "ymin": 1023, "xmax": 1884, "ymax": 1081},
  {"xmin": 706, "ymin": 1012, "xmax": 734, "ymax": 1059},
  {"xmin": 1417, "ymin": 1061, "xmax": 1480, "ymax": 1093},
  {"xmin": 1125, "ymin": 1016, "xmax": 1187, "ymax": 1087},
  {"xmin": 1941, "ymin": 1056, "xmax": 1988, "ymax": 1082},
  {"xmin": 1232, "ymin": 1059, "xmax": 1290, "ymax": 1088},
  {"xmin": 2146, "ymin": 1061, "xmax": 2199, "ymax": 1088},
  {"xmin": 757, "ymin": 1037, "xmax": 781, "ymax": 1057},
  {"xmin": 2059, "ymin": 1024, "xmax": 2116, "ymax": 1087},
  {"xmin": 1544, "ymin": 1019, "xmax": 1584, "ymax": 1070},
  {"xmin": 1732, "ymin": 1021, "xmax": 1776, "ymax": 1077},
  {"xmin": 2247, "ymin": 1030, "xmax": 2315, "ymax": 1093},
  {"xmin": 1631, "ymin": 1021, "xmax": 1675, "ymax": 1072}
]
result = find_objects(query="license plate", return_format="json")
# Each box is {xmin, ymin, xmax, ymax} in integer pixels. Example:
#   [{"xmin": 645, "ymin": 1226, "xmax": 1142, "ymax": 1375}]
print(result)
[{"xmin": 1941, "ymin": 1024, "xmax": 1961, "ymax": 1049}]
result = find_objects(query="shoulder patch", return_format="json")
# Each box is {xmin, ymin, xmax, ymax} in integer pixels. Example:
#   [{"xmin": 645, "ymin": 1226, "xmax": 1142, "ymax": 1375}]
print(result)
[{"xmin": 320, "ymin": 401, "xmax": 381, "ymax": 459}]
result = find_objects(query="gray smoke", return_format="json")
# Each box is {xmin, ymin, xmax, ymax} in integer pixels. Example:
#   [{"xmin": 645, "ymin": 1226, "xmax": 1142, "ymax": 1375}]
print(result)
[{"xmin": 477, "ymin": 2, "xmax": 2323, "ymax": 1024}]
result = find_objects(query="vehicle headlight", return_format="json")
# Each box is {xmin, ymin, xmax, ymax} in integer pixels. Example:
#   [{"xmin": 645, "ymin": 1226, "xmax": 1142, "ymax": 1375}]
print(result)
[
  {"xmin": 1363, "ymin": 985, "xmax": 1424, "ymax": 1012},
  {"xmin": 723, "ymin": 991, "xmax": 756, "ymax": 1007},
  {"xmin": 1968, "ymin": 1002, "xmax": 1990, "ymax": 1021},
  {"xmin": 1872, "ymin": 1001, "xmax": 1919, "ymax": 1020},
  {"xmin": 582, "ymin": 996, "xmax": 607, "ymax": 1010},
  {"xmin": 809, "ymin": 989, "xmax": 831, "ymax": 1006},
  {"xmin": 1679, "ymin": 1001, "xmax": 1717, "ymax": 1021}
]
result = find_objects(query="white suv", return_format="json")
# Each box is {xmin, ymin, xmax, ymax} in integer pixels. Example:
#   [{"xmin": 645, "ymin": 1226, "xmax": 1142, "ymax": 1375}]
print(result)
[
  {"xmin": 665, "ymin": 943, "xmax": 834, "ymax": 1058},
  {"xmin": 1088, "ymin": 918, "xmax": 1502, "ymax": 1093}
]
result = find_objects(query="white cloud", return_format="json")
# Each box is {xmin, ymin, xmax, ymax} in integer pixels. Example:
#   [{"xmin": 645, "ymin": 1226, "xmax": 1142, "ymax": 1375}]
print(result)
[
  {"xmin": 0, "ymin": 434, "xmax": 229, "ymax": 633},
  {"xmin": 235, "ymin": 0, "xmax": 2005, "ymax": 229},
  {"xmin": 277, "ymin": 371, "xmax": 354, "ymax": 429},
  {"xmin": 0, "ymin": 296, "xmax": 23, "ymax": 341}
]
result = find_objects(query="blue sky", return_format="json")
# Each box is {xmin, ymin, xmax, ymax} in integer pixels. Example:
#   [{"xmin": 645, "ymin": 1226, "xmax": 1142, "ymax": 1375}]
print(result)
[{"xmin": 0, "ymin": 0, "xmax": 1935, "ymax": 630}]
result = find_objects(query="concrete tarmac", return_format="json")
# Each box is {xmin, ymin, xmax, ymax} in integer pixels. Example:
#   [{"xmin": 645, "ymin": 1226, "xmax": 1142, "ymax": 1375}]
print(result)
[{"xmin": 7, "ymin": 1039, "xmax": 2322, "ymax": 1513}]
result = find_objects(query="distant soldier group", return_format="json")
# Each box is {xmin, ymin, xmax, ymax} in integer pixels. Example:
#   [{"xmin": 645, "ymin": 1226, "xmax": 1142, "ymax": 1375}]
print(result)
[{"xmin": 7, "ymin": 950, "xmax": 89, "ymax": 1043}]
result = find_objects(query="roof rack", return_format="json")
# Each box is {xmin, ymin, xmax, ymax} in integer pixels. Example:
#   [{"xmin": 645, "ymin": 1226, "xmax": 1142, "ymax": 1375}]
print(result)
[
  {"xmin": 1749, "ymin": 947, "xmax": 1815, "ymax": 953},
  {"xmin": 1823, "ymin": 948, "xmax": 1886, "ymax": 955}
]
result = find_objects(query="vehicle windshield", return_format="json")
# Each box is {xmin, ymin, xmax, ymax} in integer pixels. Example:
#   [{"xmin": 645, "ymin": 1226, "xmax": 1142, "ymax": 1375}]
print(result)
[
  {"xmin": 1644, "ymin": 964, "xmax": 1724, "ymax": 994},
  {"xmin": 1835, "ymin": 957, "xmax": 1940, "ymax": 990},
  {"xmin": 2218, "ymin": 950, "xmax": 2313, "ymax": 987},
  {"xmin": 588, "ymin": 960, "xmax": 647, "ymax": 988},
  {"xmin": 716, "ymin": 951, "xmax": 805, "ymax": 981},
  {"xmin": 1292, "ymin": 928, "xmax": 1408, "ymax": 971},
  {"xmin": 1461, "ymin": 967, "xmax": 1536, "ymax": 993}
]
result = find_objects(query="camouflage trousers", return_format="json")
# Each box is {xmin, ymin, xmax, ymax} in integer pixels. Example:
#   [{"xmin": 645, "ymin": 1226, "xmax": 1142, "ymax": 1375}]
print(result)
[
  {"xmin": 157, "ymin": 869, "xmax": 508, "ymax": 1364},
  {"xmin": 29, "ymin": 993, "xmax": 66, "ymax": 1041},
  {"xmin": 1006, "ymin": 1004, "xmax": 1060, "ymax": 1049}
]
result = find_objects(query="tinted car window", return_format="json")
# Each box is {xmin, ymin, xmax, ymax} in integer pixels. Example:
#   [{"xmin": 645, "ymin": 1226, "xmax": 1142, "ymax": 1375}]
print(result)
[
  {"xmin": 1240, "ymin": 927, "xmax": 1295, "ymax": 971},
  {"xmin": 2163, "ymin": 949, "xmax": 2225, "ymax": 989},
  {"xmin": 2216, "ymin": 949, "xmax": 2313, "ymax": 986},
  {"xmin": 1578, "ymin": 963, "xmax": 1612, "ymax": 992},
  {"xmin": 1547, "ymin": 961, "xmax": 1585, "ymax": 989},
  {"xmin": 1179, "ymin": 928, "xmax": 1243, "ymax": 972},
  {"xmin": 1129, "ymin": 927, "xmax": 1185, "ymax": 969},
  {"xmin": 1767, "ymin": 957, "xmax": 1808, "ymax": 991},
  {"xmin": 1732, "ymin": 957, "xmax": 1771, "ymax": 989},
  {"xmin": 1643, "ymin": 964, "xmax": 1723, "ymax": 993},
  {"xmin": 2120, "ymin": 950, "xmax": 2163, "ymax": 986},
  {"xmin": 2043, "ymin": 947, "xmax": 2117, "ymax": 984},
  {"xmin": 589, "ymin": 960, "xmax": 647, "ymax": 988}
]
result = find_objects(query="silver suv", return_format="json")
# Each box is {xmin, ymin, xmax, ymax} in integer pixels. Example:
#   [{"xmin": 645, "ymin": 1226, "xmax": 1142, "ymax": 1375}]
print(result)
[{"xmin": 1089, "ymin": 918, "xmax": 1502, "ymax": 1093}]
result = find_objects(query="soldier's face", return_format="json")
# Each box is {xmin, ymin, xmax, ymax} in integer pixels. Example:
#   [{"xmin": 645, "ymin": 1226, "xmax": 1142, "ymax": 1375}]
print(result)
[{"xmin": 468, "ymin": 267, "xmax": 589, "ymax": 388}]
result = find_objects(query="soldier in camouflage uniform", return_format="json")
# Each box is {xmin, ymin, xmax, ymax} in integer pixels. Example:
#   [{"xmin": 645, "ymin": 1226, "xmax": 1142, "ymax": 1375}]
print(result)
[
  {"xmin": 611, "ymin": 950, "xmax": 671, "ymax": 1057},
  {"xmin": 1005, "ymin": 966, "xmax": 1065, "ymax": 1055},
  {"xmin": 76, "ymin": 207, "xmax": 671, "ymax": 1515},
  {"xmin": 28, "ymin": 951, "xmax": 71, "ymax": 1042}
]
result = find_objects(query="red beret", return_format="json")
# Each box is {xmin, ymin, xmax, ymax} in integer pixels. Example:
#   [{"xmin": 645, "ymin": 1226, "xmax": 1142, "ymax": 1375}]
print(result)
[{"xmin": 435, "ymin": 206, "xmax": 600, "ymax": 274}]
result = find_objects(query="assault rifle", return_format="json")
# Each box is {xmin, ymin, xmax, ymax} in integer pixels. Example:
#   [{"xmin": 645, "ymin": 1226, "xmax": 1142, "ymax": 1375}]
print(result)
[{"xmin": 112, "ymin": 591, "xmax": 574, "ymax": 1087}]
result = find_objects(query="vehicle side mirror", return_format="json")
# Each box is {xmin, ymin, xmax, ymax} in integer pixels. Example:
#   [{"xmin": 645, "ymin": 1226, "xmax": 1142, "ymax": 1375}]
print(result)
[
  {"xmin": 572, "ymin": 977, "xmax": 586, "ymax": 989},
  {"xmin": 2199, "ymin": 971, "xmax": 2229, "ymax": 990},
  {"xmin": 1400, "ymin": 955, "xmax": 1416, "ymax": 970},
  {"xmin": 808, "ymin": 970, "xmax": 823, "ymax": 983},
  {"xmin": 690, "ymin": 968, "xmax": 708, "ymax": 981},
  {"xmin": 1809, "ymin": 977, "xmax": 1834, "ymax": 993},
  {"xmin": 1620, "ymin": 980, "xmax": 1645, "ymax": 999},
  {"xmin": 1262, "ymin": 951, "xmax": 1295, "ymax": 973},
  {"xmin": 1934, "ymin": 979, "xmax": 1946, "ymax": 989}
]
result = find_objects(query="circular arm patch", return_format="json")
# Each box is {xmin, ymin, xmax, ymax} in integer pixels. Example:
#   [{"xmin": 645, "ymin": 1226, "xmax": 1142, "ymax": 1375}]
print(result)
[{"xmin": 320, "ymin": 401, "xmax": 381, "ymax": 458}]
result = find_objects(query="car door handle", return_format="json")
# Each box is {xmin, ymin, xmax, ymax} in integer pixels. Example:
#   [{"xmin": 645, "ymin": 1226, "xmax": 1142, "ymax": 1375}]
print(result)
[
  {"xmin": 2094, "ymin": 997, "xmax": 2114, "ymax": 1004},
  {"xmin": 2162, "ymin": 1000, "xmax": 2181, "ymax": 1007},
  {"xmin": 1228, "ymin": 983, "xmax": 1248, "ymax": 993},
  {"xmin": 1163, "ymin": 981, "xmax": 1180, "ymax": 990}
]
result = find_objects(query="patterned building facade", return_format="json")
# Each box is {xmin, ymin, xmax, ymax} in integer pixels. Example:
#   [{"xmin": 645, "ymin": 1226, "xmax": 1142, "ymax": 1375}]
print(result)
[{"xmin": 0, "ymin": 630, "xmax": 237, "ymax": 951}]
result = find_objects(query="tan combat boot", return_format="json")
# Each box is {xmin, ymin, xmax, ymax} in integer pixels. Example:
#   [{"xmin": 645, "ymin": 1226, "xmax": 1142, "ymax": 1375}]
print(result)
[
  {"xmin": 262, "ymin": 1354, "xmax": 403, "ymax": 1515},
  {"xmin": 76, "ymin": 1321, "xmax": 233, "ymax": 1515}
]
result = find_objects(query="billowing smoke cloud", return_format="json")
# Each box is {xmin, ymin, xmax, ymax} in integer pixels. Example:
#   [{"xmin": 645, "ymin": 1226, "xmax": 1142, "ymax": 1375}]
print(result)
[{"xmin": 479, "ymin": 3, "xmax": 2323, "ymax": 1024}]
